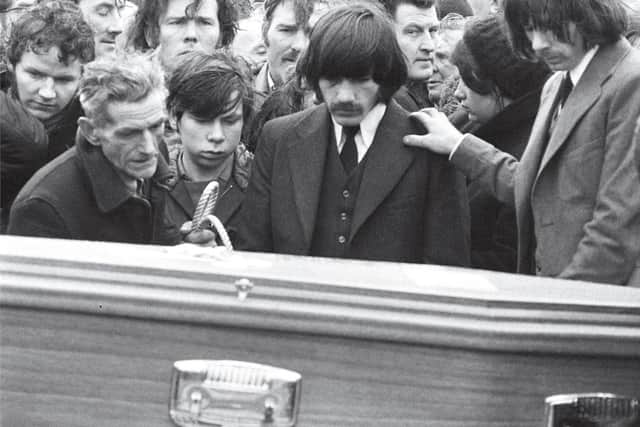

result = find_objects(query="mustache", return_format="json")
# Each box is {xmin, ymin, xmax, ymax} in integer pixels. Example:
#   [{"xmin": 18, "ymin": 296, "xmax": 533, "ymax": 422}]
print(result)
[
  {"xmin": 282, "ymin": 50, "xmax": 300, "ymax": 62},
  {"xmin": 329, "ymin": 102, "xmax": 362, "ymax": 113}
]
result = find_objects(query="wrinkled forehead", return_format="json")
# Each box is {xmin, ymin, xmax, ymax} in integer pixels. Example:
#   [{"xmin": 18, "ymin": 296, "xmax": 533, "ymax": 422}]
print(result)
[{"xmin": 102, "ymin": 90, "xmax": 167, "ymax": 126}]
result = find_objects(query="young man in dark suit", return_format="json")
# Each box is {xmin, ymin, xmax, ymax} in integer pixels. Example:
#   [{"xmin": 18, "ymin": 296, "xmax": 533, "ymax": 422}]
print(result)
[
  {"xmin": 237, "ymin": 3, "xmax": 470, "ymax": 265},
  {"xmin": 405, "ymin": 0, "xmax": 640, "ymax": 285}
]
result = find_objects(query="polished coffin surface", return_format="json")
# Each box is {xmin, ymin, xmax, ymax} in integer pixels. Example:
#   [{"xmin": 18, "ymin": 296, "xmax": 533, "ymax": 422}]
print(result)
[{"xmin": 1, "ymin": 236, "xmax": 639, "ymax": 426}]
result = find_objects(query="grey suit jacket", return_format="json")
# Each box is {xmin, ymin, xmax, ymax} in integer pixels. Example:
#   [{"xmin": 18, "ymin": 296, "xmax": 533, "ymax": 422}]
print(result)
[
  {"xmin": 452, "ymin": 38, "xmax": 640, "ymax": 286},
  {"xmin": 237, "ymin": 101, "xmax": 470, "ymax": 265}
]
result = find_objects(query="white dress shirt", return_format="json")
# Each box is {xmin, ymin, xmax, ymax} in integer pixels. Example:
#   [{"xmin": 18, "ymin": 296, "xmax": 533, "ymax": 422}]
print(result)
[{"xmin": 331, "ymin": 103, "xmax": 387, "ymax": 163}]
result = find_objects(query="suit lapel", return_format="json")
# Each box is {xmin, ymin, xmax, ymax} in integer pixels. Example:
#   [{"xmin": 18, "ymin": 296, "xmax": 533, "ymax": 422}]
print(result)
[
  {"xmin": 518, "ymin": 74, "xmax": 562, "ymax": 203},
  {"xmin": 168, "ymin": 179, "xmax": 195, "ymax": 219},
  {"xmin": 536, "ymin": 42, "xmax": 627, "ymax": 179},
  {"xmin": 288, "ymin": 105, "xmax": 331, "ymax": 248},
  {"xmin": 214, "ymin": 183, "xmax": 244, "ymax": 224},
  {"xmin": 350, "ymin": 101, "xmax": 415, "ymax": 240}
]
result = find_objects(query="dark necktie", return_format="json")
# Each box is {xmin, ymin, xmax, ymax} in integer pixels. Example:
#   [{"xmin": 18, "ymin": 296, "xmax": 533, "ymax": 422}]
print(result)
[
  {"xmin": 549, "ymin": 73, "xmax": 573, "ymax": 137},
  {"xmin": 340, "ymin": 126, "xmax": 359, "ymax": 174},
  {"xmin": 558, "ymin": 72, "xmax": 573, "ymax": 109}
]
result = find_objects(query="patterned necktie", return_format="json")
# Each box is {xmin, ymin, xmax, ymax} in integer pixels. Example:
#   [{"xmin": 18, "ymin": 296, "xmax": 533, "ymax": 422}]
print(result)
[{"xmin": 340, "ymin": 126, "xmax": 359, "ymax": 174}]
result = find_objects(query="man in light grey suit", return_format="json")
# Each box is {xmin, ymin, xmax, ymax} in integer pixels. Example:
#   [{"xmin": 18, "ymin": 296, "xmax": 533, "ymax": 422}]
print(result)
[{"xmin": 404, "ymin": 0, "xmax": 640, "ymax": 285}]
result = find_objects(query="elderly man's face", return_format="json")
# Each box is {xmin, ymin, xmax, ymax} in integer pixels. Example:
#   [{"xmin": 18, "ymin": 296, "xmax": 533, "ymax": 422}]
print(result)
[
  {"xmin": 157, "ymin": 0, "xmax": 220, "ymax": 72},
  {"xmin": 12, "ymin": 46, "xmax": 83, "ymax": 121},
  {"xmin": 77, "ymin": 0, "xmax": 125, "ymax": 58},
  {"xmin": 427, "ymin": 29, "xmax": 463, "ymax": 103},
  {"xmin": 393, "ymin": 3, "xmax": 439, "ymax": 82},
  {"xmin": 264, "ymin": 0, "xmax": 309, "ymax": 86},
  {"xmin": 90, "ymin": 91, "xmax": 166, "ymax": 190}
]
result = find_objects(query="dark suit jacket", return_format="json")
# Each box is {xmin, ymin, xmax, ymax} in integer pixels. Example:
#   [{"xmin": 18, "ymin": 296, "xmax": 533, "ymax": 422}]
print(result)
[
  {"xmin": 468, "ymin": 89, "xmax": 541, "ymax": 273},
  {"xmin": 237, "ymin": 101, "xmax": 470, "ymax": 265},
  {"xmin": 451, "ymin": 38, "xmax": 640, "ymax": 286}
]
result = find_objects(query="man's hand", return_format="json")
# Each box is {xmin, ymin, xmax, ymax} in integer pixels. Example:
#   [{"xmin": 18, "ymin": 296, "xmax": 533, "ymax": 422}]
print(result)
[
  {"xmin": 179, "ymin": 221, "xmax": 218, "ymax": 246},
  {"xmin": 403, "ymin": 108, "xmax": 464, "ymax": 156}
]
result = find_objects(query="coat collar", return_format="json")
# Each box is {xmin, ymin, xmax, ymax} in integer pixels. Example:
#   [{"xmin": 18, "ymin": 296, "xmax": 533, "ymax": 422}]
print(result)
[
  {"xmin": 75, "ymin": 131, "xmax": 172, "ymax": 213},
  {"xmin": 167, "ymin": 145, "xmax": 253, "ymax": 224},
  {"xmin": 287, "ymin": 101, "xmax": 416, "ymax": 247}
]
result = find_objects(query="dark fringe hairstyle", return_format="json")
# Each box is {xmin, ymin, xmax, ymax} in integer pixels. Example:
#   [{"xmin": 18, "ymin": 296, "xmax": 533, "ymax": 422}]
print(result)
[
  {"xmin": 297, "ymin": 3, "xmax": 407, "ymax": 103},
  {"xmin": 166, "ymin": 50, "xmax": 253, "ymax": 134},
  {"xmin": 503, "ymin": 0, "xmax": 628, "ymax": 60}
]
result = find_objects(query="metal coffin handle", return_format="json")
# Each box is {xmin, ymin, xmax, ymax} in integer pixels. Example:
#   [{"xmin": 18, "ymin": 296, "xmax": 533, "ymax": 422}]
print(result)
[
  {"xmin": 545, "ymin": 393, "xmax": 640, "ymax": 427},
  {"xmin": 169, "ymin": 360, "xmax": 302, "ymax": 427}
]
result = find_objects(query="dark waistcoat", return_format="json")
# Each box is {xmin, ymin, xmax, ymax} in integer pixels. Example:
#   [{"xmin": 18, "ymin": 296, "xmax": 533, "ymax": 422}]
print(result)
[{"xmin": 310, "ymin": 137, "xmax": 366, "ymax": 258}]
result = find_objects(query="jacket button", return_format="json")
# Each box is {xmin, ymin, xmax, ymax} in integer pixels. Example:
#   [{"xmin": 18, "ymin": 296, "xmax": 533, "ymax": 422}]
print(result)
[
  {"xmin": 338, "ymin": 235, "xmax": 346, "ymax": 244},
  {"xmin": 342, "ymin": 190, "xmax": 350, "ymax": 198},
  {"xmin": 340, "ymin": 212, "xmax": 348, "ymax": 221}
]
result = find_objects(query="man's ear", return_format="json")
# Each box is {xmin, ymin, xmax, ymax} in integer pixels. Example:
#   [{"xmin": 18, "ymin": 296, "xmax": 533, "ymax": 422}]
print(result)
[{"xmin": 78, "ymin": 117, "xmax": 101, "ymax": 146}]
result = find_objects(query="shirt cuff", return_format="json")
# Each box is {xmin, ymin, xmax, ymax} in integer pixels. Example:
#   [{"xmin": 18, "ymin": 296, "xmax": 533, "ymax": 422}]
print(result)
[{"xmin": 448, "ymin": 133, "xmax": 469, "ymax": 161}]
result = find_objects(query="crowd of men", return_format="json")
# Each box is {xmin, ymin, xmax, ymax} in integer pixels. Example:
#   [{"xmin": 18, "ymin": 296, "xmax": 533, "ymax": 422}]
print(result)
[{"xmin": 1, "ymin": 0, "xmax": 639, "ymax": 286}]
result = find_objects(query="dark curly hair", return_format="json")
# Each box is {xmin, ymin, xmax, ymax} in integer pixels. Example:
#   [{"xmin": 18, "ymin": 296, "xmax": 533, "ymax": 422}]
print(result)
[
  {"xmin": 452, "ymin": 14, "xmax": 550, "ymax": 100},
  {"xmin": 126, "ymin": 0, "xmax": 238, "ymax": 52},
  {"xmin": 7, "ymin": 0, "xmax": 94, "ymax": 66}
]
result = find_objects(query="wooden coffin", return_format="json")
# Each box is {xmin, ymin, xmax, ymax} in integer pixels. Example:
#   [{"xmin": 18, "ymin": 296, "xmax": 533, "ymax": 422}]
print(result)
[{"xmin": 1, "ymin": 235, "xmax": 639, "ymax": 426}]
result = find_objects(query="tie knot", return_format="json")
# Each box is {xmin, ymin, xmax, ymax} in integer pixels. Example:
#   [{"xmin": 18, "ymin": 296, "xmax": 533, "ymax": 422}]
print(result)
[
  {"xmin": 559, "ymin": 73, "xmax": 573, "ymax": 104},
  {"xmin": 343, "ymin": 126, "xmax": 359, "ymax": 139}
]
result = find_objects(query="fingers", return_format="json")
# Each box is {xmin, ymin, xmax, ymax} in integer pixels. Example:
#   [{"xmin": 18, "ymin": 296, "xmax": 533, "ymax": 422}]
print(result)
[
  {"xmin": 409, "ymin": 108, "xmax": 436, "ymax": 129},
  {"xmin": 403, "ymin": 133, "xmax": 432, "ymax": 148},
  {"xmin": 179, "ymin": 221, "xmax": 193, "ymax": 236},
  {"xmin": 184, "ymin": 228, "xmax": 218, "ymax": 246}
]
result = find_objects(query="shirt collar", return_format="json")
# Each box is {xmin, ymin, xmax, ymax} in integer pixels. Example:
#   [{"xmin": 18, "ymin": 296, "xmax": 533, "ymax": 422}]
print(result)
[
  {"xmin": 568, "ymin": 45, "xmax": 599, "ymax": 85},
  {"xmin": 267, "ymin": 67, "xmax": 277, "ymax": 92},
  {"xmin": 331, "ymin": 103, "xmax": 387, "ymax": 149}
]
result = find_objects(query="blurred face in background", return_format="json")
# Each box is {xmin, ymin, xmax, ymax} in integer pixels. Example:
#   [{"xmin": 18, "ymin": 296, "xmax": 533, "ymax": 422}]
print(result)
[
  {"xmin": 467, "ymin": 0, "xmax": 499, "ymax": 17},
  {"xmin": 0, "ymin": 0, "xmax": 35, "ymax": 35},
  {"xmin": 77, "ymin": 0, "xmax": 125, "ymax": 58},
  {"xmin": 232, "ymin": 7, "xmax": 267, "ymax": 75},
  {"xmin": 156, "ymin": 0, "xmax": 221, "ymax": 72},
  {"xmin": 427, "ymin": 15, "xmax": 465, "ymax": 103},
  {"xmin": 264, "ymin": 0, "xmax": 309, "ymax": 86},
  {"xmin": 392, "ymin": 2, "xmax": 439, "ymax": 81}
]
